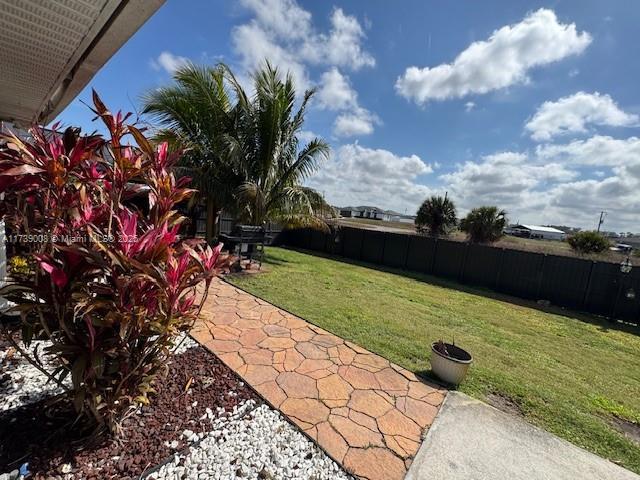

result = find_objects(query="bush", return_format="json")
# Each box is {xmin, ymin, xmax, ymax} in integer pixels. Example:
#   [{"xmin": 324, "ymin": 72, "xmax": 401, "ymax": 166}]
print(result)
[
  {"xmin": 0, "ymin": 92, "xmax": 222, "ymax": 435},
  {"xmin": 415, "ymin": 195, "xmax": 457, "ymax": 237},
  {"xmin": 460, "ymin": 206, "xmax": 507, "ymax": 243},
  {"xmin": 567, "ymin": 231, "xmax": 610, "ymax": 254}
]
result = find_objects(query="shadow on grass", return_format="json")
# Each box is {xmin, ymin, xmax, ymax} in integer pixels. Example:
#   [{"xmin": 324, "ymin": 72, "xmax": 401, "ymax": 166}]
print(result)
[{"xmin": 282, "ymin": 247, "xmax": 640, "ymax": 337}]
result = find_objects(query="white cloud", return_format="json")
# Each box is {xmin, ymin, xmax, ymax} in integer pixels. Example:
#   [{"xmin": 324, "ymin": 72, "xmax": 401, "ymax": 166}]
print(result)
[
  {"xmin": 320, "ymin": 8, "xmax": 376, "ymax": 70},
  {"xmin": 525, "ymin": 92, "xmax": 638, "ymax": 141},
  {"xmin": 151, "ymin": 51, "xmax": 189, "ymax": 74},
  {"xmin": 316, "ymin": 68, "xmax": 357, "ymax": 110},
  {"xmin": 305, "ymin": 134, "xmax": 640, "ymax": 230},
  {"xmin": 316, "ymin": 68, "xmax": 379, "ymax": 138},
  {"xmin": 307, "ymin": 144, "xmax": 433, "ymax": 212},
  {"xmin": 535, "ymin": 135, "xmax": 640, "ymax": 166},
  {"xmin": 297, "ymin": 130, "xmax": 319, "ymax": 144},
  {"xmin": 438, "ymin": 135, "xmax": 640, "ymax": 230},
  {"xmin": 238, "ymin": 0, "xmax": 312, "ymax": 41},
  {"xmin": 233, "ymin": 1, "xmax": 374, "ymax": 83},
  {"xmin": 465, "ymin": 101, "xmax": 476, "ymax": 112},
  {"xmin": 440, "ymin": 152, "xmax": 577, "ymax": 216},
  {"xmin": 232, "ymin": 22, "xmax": 310, "ymax": 90},
  {"xmin": 543, "ymin": 173, "xmax": 640, "ymax": 231},
  {"xmin": 232, "ymin": 0, "xmax": 378, "ymax": 136},
  {"xmin": 396, "ymin": 9, "xmax": 591, "ymax": 105},
  {"xmin": 333, "ymin": 108, "xmax": 380, "ymax": 137}
]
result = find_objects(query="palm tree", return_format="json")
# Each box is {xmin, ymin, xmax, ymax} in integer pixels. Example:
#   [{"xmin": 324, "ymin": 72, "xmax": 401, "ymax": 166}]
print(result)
[
  {"xmin": 459, "ymin": 206, "xmax": 507, "ymax": 243},
  {"xmin": 142, "ymin": 63, "xmax": 241, "ymax": 241},
  {"xmin": 415, "ymin": 195, "xmax": 457, "ymax": 236},
  {"xmin": 224, "ymin": 62, "xmax": 332, "ymax": 230},
  {"xmin": 143, "ymin": 62, "xmax": 332, "ymax": 238}
]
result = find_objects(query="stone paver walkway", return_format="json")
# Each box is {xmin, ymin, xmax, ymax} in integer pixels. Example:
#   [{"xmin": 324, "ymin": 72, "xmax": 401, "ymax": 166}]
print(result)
[{"xmin": 192, "ymin": 279, "xmax": 446, "ymax": 480}]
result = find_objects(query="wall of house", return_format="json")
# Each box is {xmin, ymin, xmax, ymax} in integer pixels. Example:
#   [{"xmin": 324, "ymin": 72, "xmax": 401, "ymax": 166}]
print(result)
[{"xmin": 531, "ymin": 230, "xmax": 565, "ymax": 241}]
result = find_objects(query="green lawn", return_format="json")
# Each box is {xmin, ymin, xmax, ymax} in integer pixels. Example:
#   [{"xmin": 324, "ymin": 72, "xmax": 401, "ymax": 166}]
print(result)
[{"xmin": 229, "ymin": 247, "xmax": 640, "ymax": 473}]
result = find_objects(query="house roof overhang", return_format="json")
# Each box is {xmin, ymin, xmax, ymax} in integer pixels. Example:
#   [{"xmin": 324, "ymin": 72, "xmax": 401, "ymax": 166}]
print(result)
[{"xmin": 0, "ymin": 0, "xmax": 165, "ymax": 125}]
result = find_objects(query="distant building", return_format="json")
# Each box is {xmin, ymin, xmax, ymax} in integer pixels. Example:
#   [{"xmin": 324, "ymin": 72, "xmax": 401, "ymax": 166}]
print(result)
[
  {"xmin": 395, "ymin": 215, "xmax": 417, "ymax": 224},
  {"xmin": 507, "ymin": 224, "xmax": 566, "ymax": 241},
  {"xmin": 339, "ymin": 206, "xmax": 416, "ymax": 223}
]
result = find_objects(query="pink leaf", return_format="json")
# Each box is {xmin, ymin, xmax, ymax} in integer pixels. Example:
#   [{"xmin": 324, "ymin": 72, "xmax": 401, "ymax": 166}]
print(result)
[{"xmin": 40, "ymin": 261, "xmax": 68, "ymax": 288}]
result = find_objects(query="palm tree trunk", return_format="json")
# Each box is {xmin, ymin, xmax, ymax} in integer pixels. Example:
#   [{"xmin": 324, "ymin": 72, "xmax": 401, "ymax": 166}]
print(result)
[{"xmin": 186, "ymin": 205, "xmax": 199, "ymax": 238}]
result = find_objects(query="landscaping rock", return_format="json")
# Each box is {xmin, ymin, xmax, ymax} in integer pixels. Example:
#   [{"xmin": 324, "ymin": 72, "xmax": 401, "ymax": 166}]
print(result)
[{"xmin": 149, "ymin": 402, "xmax": 351, "ymax": 480}]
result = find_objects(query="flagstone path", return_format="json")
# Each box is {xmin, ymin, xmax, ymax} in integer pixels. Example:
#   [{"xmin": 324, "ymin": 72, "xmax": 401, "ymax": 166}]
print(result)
[{"xmin": 192, "ymin": 278, "xmax": 447, "ymax": 480}]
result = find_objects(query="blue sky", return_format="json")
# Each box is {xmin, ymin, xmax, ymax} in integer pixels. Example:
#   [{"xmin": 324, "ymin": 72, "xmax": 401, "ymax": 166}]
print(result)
[{"xmin": 58, "ymin": 0, "xmax": 640, "ymax": 232}]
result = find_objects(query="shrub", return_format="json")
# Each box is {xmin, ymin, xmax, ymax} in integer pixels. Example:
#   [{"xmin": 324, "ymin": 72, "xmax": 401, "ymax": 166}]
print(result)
[
  {"xmin": 460, "ymin": 206, "xmax": 507, "ymax": 243},
  {"xmin": 567, "ymin": 231, "xmax": 610, "ymax": 254},
  {"xmin": 0, "ymin": 92, "xmax": 221, "ymax": 435},
  {"xmin": 415, "ymin": 195, "xmax": 457, "ymax": 237}
]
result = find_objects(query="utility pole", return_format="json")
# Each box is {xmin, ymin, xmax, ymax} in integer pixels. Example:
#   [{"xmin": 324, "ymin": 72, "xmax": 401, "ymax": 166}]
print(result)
[{"xmin": 597, "ymin": 211, "xmax": 607, "ymax": 233}]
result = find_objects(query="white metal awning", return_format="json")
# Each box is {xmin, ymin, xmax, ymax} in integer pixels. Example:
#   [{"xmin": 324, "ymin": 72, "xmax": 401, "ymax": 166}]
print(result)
[{"xmin": 0, "ymin": 0, "xmax": 165, "ymax": 125}]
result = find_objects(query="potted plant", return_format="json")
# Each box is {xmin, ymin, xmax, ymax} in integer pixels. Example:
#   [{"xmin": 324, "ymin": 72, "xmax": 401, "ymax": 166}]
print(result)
[{"xmin": 430, "ymin": 340, "xmax": 473, "ymax": 385}]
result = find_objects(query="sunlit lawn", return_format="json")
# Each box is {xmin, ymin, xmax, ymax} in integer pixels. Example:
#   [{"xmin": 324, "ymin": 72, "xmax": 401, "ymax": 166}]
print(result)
[{"xmin": 229, "ymin": 247, "xmax": 640, "ymax": 473}]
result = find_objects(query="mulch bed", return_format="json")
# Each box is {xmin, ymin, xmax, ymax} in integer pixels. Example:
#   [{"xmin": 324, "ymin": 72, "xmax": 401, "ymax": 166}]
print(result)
[{"xmin": 0, "ymin": 345, "xmax": 261, "ymax": 479}]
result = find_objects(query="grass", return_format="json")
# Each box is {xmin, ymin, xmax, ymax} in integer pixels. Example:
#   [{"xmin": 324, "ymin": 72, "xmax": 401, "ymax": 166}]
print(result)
[{"xmin": 229, "ymin": 247, "xmax": 640, "ymax": 473}]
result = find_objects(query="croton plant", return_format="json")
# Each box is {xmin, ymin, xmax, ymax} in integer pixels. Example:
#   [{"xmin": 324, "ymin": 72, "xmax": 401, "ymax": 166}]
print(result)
[{"xmin": 0, "ymin": 92, "xmax": 222, "ymax": 434}]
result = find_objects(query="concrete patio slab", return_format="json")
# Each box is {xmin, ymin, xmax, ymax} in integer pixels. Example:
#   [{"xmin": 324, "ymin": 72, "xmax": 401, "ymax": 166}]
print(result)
[
  {"xmin": 406, "ymin": 392, "xmax": 639, "ymax": 480},
  {"xmin": 193, "ymin": 278, "xmax": 447, "ymax": 480}
]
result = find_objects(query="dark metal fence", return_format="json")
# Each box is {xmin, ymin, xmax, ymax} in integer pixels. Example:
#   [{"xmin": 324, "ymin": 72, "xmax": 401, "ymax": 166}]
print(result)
[
  {"xmin": 283, "ymin": 226, "xmax": 640, "ymax": 324},
  {"xmin": 193, "ymin": 213, "xmax": 283, "ymax": 245}
]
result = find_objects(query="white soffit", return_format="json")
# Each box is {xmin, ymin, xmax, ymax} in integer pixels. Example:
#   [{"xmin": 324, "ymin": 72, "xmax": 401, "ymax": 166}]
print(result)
[{"xmin": 0, "ymin": 0, "xmax": 165, "ymax": 125}]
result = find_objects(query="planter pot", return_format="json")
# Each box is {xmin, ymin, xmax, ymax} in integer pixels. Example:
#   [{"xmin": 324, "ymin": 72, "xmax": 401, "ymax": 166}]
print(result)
[{"xmin": 430, "ymin": 342, "xmax": 473, "ymax": 385}]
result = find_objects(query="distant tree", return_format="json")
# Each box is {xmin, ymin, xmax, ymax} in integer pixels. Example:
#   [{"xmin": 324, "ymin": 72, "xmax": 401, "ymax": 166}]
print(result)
[
  {"xmin": 567, "ymin": 231, "xmax": 610, "ymax": 254},
  {"xmin": 460, "ymin": 206, "xmax": 507, "ymax": 243},
  {"xmin": 415, "ymin": 195, "xmax": 457, "ymax": 236}
]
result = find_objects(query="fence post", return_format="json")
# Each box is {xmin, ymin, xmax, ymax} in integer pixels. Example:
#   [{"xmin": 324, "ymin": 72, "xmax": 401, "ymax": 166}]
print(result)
[
  {"xmin": 459, "ymin": 242, "xmax": 470, "ymax": 283},
  {"xmin": 403, "ymin": 235, "xmax": 411, "ymax": 270},
  {"xmin": 536, "ymin": 254, "xmax": 547, "ymax": 299},
  {"xmin": 581, "ymin": 261, "xmax": 595, "ymax": 310},
  {"xmin": 380, "ymin": 233, "xmax": 388, "ymax": 265},
  {"xmin": 610, "ymin": 274, "xmax": 625, "ymax": 322},
  {"xmin": 358, "ymin": 229, "xmax": 365, "ymax": 261},
  {"xmin": 430, "ymin": 238, "xmax": 438, "ymax": 274},
  {"xmin": 495, "ymin": 248, "xmax": 506, "ymax": 290}
]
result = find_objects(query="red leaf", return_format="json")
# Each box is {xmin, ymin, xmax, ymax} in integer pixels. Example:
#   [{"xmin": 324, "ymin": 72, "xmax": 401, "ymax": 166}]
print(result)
[
  {"xmin": 40, "ymin": 261, "xmax": 68, "ymax": 288},
  {"xmin": 0, "ymin": 165, "xmax": 45, "ymax": 176}
]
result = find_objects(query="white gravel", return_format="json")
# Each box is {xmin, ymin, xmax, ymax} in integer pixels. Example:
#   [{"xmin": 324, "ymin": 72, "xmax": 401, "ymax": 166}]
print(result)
[
  {"xmin": 0, "ymin": 339, "xmax": 67, "ymax": 412},
  {"xmin": 0, "ymin": 333, "xmax": 199, "ymax": 413},
  {"xmin": 148, "ymin": 400, "xmax": 351, "ymax": 480},
  {"xmin": 172, "ymin": 334, "xmax": 200, "ymax": 355},
  {"xmin": 2, "ymin": 334, "xmax": 350, "ymax": 480}
]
